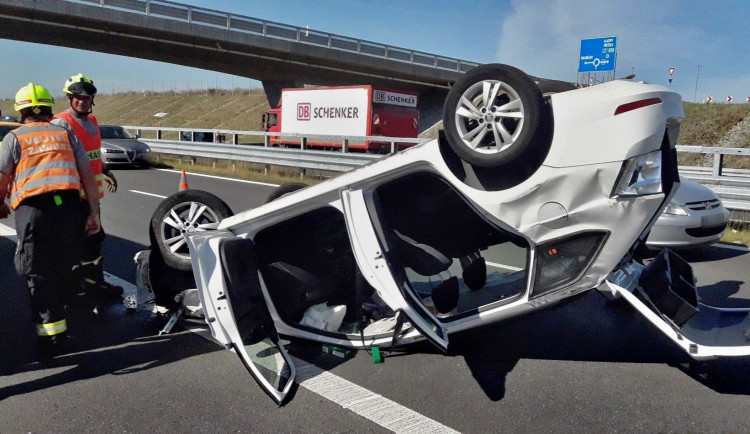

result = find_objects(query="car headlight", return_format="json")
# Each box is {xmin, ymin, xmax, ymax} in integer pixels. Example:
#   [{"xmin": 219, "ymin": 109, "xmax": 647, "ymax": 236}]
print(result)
[
  {"xmin": 662, "ymin": 202, "xmax": 689, "ymax": 216},
  {"xmin": 613, "ymin": 150, "xmax": 662, "ymax": 196}
]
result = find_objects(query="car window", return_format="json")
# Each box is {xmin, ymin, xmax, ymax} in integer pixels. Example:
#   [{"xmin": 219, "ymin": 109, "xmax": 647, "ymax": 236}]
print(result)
[
  {"xmin": 369, "ymin": 172, "xmax": 530, "ymax": 319},
  {"xmin": 100, "ymin": 126, "xmax": 134, "ymax": 139}
]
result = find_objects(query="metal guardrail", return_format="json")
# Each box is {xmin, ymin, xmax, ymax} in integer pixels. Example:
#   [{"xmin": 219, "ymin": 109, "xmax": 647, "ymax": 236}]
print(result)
[
  {"xmin": 69, "ymin": 0, "xmax": 479, "ymax": 73},
  {"xmin": 126, "ymin": 127, "xmax": 750, "ymax": 211}
]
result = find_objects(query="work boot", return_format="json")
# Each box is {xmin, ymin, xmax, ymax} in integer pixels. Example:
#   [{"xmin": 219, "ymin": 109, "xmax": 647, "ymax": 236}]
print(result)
[
  {"xmin": 85, "ymin": 280, "xmax": 124, "ymax": 299},
  {"xmin": 38, "ymin": 334, "xmax": 72, "ymax": 360}
]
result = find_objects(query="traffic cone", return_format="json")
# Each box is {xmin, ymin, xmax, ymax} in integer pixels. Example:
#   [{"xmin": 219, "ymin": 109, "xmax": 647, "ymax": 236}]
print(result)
[{"xmin": 179, "ymin": 170, "xmax": 189, "ymax": 191}]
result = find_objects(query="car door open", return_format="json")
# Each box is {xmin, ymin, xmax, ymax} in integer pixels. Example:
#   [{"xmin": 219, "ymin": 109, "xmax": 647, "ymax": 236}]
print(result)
[
  {"xmin": 605, "ymin": 249, "xmax": 750, "ymax": 360},
  {"xmin": 341, "ymin": 188, "xmax": 449, "ymax": 351},
  {"xmin": 186, "ymin": 231, "xmax": 295, "ymax": 405}
]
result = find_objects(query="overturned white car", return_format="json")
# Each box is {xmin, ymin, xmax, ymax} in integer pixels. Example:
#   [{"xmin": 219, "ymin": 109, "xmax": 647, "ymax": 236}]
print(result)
[{"xmin": 147, "ymin": 64, "xmax": 750, "ymax": 404}]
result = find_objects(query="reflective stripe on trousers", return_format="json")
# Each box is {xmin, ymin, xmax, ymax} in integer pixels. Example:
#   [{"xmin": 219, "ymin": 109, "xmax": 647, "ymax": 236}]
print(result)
[{"xmin": 35, "ymin": 319, "xmax": 67, "ymax": 337}]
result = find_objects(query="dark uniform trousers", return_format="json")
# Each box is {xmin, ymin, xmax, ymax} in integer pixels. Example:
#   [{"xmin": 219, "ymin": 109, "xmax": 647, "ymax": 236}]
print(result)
[{"xmin": 14, "ymin": 190, "xmax": 87, "ymax": 339}]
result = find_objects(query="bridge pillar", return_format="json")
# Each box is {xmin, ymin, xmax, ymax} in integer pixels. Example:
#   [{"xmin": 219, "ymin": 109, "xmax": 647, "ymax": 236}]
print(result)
[
  {"xmin": 417, "ymin": 87, "xmax": 450, "ymax": 134},
  {"xmin": 262, "ymin": 80, "xmax": 303, "ymax": 108}
]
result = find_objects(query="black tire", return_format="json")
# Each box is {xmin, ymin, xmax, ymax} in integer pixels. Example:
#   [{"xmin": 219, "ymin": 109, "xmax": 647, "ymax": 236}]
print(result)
[
  {"xmin": 443, "ymin": 63, "xmax": 544, "ymax": 168},
  {"xmin": 150, "ymin": 189, "xmax": 233, "ymax": 271},
  {"xmin": 265, "ymin": 182, "xmax": 308, "ymax": 203},
  {"xmin": 537, "ymin": 80, "xmax": 578, "ymax": 95}
]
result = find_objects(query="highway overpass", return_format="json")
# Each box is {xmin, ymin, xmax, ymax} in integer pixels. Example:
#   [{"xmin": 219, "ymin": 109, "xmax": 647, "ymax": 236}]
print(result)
[{"xmin": 0, "ymin": 0, "xmax": 482, "ymax": 129}]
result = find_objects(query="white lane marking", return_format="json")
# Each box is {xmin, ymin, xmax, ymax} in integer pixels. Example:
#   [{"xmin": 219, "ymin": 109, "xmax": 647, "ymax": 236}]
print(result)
[
  {"xmin": 156, "ymin": 168, "xmax": 279, "ymax": 187},
  {"xmin": 486, "ymin": 261, "xmax": 522, "ymax": 272},
  {"xmin": 0, "ymin": 223, "xmax": 18, "ymax": 243},
  {"xmin": 130, "ymin": 190, "xmax": 167, "ymax": 199},
  {"xmin": 0, "ymin": 221, "xmax": 457, "ymax": 433},
  {"xmin": 0, "ymin": 222, "xmax": 138, "ymax": 296},
  {"xmin": 293, "ymin": 358, "xmax": 459, "ymax": 434}
]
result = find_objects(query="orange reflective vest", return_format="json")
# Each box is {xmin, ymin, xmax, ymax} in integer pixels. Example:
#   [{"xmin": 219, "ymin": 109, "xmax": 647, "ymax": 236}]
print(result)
[
  {"xmin": 9, "ymin": 123, "xmax": 82, "ymax": 209},
  {"xmin": 54, "ymin": 111, "xmax": 104, "ymax": 198}
]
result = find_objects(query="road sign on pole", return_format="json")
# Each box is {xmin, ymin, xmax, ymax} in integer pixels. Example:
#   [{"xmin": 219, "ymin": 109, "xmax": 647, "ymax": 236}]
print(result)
[{"xmin": 578, "ymin": 37, "xmax": 617, "ymax": 72}]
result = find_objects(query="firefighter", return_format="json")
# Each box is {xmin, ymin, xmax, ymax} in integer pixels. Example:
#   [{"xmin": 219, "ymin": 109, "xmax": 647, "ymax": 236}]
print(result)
[
  {"xmin": 0, "ymin": 83, "xmax": 101, "ymax": 356},
  {"xmin": 52, "ymin": 73, "xmax": 122, "ymax": 298}
]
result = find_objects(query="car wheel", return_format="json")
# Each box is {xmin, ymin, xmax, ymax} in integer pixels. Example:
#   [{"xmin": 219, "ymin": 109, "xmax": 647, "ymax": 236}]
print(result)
[
  {"xmin": 150, "ymin": 189, "xmax": 233, "ymax": 271},
  {"xmin": 443, "ymin": 63, "xmax": 545, "ymax": 168},
  {"xmin": 265, "ymin": 182, "xmax": 309, "ymax": 203}
]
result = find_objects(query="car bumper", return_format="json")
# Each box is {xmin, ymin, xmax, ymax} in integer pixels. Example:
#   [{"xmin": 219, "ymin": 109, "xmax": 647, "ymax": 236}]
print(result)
[
  {"xmin": 646, "ymin": 208, "xmax": 730, "ymax": 249},
  {"xmin": 102, "ymin": 152, "xmax": 152, "ymax": 165}
]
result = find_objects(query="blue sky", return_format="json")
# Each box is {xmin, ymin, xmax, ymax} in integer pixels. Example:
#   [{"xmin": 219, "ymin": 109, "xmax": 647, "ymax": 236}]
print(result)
[{"xmin": 1, "ymin": 0, "xmax": 750, "ymax": 104}]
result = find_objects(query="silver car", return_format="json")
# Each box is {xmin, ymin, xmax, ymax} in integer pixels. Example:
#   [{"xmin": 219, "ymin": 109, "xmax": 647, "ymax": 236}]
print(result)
[
  {"xmin": 647, "ymin": 176, "xmax": 729, "ymax": 249},
  {"xmin": 99, "ymin": 124, "xmax": 152, "ymax": 167}
]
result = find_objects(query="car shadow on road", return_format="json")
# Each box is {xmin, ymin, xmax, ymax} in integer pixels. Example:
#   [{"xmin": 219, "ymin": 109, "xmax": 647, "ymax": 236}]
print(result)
[
  {"xmin": 671, "ymin": 244, "xmax": 748, "ymax": 263},
  {"xmin": 447, "ymin": 291, "xmax": 750, "ymax": 401},
  {"xmin": 0, "ymin": 235, "xmax": 221, "ymax": 400}
]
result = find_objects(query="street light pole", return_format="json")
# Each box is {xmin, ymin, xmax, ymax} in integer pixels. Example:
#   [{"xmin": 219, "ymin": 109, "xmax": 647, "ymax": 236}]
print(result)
[{"xmin": 693, "ymin": 65, "xmax": 700, "ymax": 104}]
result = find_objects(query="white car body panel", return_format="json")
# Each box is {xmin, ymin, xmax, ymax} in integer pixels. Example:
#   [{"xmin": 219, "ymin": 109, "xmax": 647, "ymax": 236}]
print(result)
[{"xmin": 176, "ymin": 71, "xmax": 749, "ymax": 403}]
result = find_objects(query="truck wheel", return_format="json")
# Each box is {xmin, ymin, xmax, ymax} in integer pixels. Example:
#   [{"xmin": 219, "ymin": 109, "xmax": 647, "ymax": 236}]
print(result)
[
  {"xmin": 150, "ymin": 190, "xmax": 233, "ymax": 271},
  {"xmin": 265, "ymin": 182, "xmax": 309, "ymax": 203},
  {"xmin": 443, "ymin": 64, "xmax": 545, "ymax": 168}
]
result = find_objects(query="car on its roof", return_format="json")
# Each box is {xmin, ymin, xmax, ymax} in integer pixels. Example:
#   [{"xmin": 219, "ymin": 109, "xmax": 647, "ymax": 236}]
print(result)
[
  {"xmin": 0, "ymin": 120, "xmax": 22, "ymax": 141},
  {"xmin": 143, "ymin": 63, "xmax": 750, "ymax": 404},
  {"xmin": 647, "ymin": 176, "xmax": 730, "ymax": 249},
  {"xmin": 99, "ymin": 124, "xmax": 152, "ymax": 167}
]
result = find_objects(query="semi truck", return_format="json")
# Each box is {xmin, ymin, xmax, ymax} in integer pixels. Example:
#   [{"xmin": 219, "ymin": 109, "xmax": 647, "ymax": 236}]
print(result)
[{"xmin": 261, "ymin": 85, "xmax": 419, "ymax": 153}]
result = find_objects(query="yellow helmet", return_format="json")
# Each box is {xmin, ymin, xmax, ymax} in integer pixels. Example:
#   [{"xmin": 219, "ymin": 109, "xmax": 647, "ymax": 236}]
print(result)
[
  {"xmin": 63, "ymin": 73, "xmax": 97, "ymax": 96},
  {"xmin": 14, "ymin": 83, "xmax": 55, "ymax": 112}
]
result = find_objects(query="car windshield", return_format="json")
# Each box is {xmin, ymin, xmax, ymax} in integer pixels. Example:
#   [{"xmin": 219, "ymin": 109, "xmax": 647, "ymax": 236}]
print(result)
[{"xmin": 100, "ymin": 125, "xmax": 135, "ymax": 139}]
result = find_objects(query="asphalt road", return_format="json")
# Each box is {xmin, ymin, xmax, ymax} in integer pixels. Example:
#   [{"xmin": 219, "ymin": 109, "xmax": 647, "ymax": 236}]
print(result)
[{"xmin": 1, "ymin": 167, "xmax": 750, "ymax": 433}]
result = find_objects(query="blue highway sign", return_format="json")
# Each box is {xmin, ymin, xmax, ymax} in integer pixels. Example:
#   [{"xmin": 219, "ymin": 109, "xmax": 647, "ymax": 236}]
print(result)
[{"xmin": 579, "ymin": 37, "xmax": 617, "ymax": 72}]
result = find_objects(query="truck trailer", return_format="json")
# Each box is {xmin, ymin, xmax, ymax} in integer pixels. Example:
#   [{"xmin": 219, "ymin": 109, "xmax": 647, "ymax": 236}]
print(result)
[{"xmin": 261, "ymin": 85, "xmax": 419, "ymax": 153}]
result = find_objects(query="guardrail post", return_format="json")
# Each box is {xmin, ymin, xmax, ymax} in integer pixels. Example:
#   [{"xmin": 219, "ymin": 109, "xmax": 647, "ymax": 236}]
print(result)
[
  {"xmin": 264, "ymin": 134, "xmax": 270, "ymax": 147},
  {"xmin": 137, "ymin": 128, "xmax": 143, "ymax": 138},
  {"xmin": 233, "ymin": 133, "xmax": 239, "ymax": 145},
  {"xmin": 342, "ymin": 139, "xmax": 349, "ymax": 153},
  {"xmin": 713, "ymin": 153, "xmax": 724, "ymax": 177},
  {"xmin": 390, "ymin": 141, "xmax": 396, "ymax": 154},
  {"xmin": 156, "ymin": 130, "xmax": 162, "ymax": 140},
  {"xmin": 301, "ymin": 137, "xmax": 307, "ymax": 150}
]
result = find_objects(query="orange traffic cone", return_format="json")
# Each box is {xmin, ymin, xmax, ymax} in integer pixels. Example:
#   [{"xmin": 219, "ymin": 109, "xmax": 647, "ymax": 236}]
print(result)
[{"xmin": 179, "ymin": 170, "xmax": 189, "ymax": 191}]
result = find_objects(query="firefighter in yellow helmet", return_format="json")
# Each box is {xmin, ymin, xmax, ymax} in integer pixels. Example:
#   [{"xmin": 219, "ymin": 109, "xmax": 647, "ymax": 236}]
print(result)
[
  {"xmin": 52, "ymin": 73, "xmax": 122, "ymax": 299},
  {"xmin": 0, "ymin": 83, "xmax": 101, "ymax": 358}
]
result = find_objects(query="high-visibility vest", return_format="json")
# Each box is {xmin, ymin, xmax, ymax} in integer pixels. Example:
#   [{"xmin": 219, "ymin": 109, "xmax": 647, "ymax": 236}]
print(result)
[
  {"xmin": 54, "ymin": 110, "xmax": 104, "ymax": 198},
  {"xmin": 9, "ymin": 122, "xmax": 82, "ymax": 209}
]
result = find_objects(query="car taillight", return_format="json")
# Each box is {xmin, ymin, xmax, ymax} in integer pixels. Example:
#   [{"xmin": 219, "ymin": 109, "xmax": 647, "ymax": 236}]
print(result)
[{"xmin": 614, "ymin": 98, "xmax": 662, "ymax": 115}]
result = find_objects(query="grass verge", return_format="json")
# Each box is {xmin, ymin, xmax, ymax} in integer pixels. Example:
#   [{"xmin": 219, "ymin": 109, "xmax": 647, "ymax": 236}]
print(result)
[{"xmin": 722, "ymin": 220, "xmax": 750, "ymax": 246}]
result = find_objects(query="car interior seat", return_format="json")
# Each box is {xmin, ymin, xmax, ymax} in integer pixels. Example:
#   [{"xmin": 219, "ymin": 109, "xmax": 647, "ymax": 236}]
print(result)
[{"xmin": 391, "ymin": 230, "xmax": 459, "ymax": 314}]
